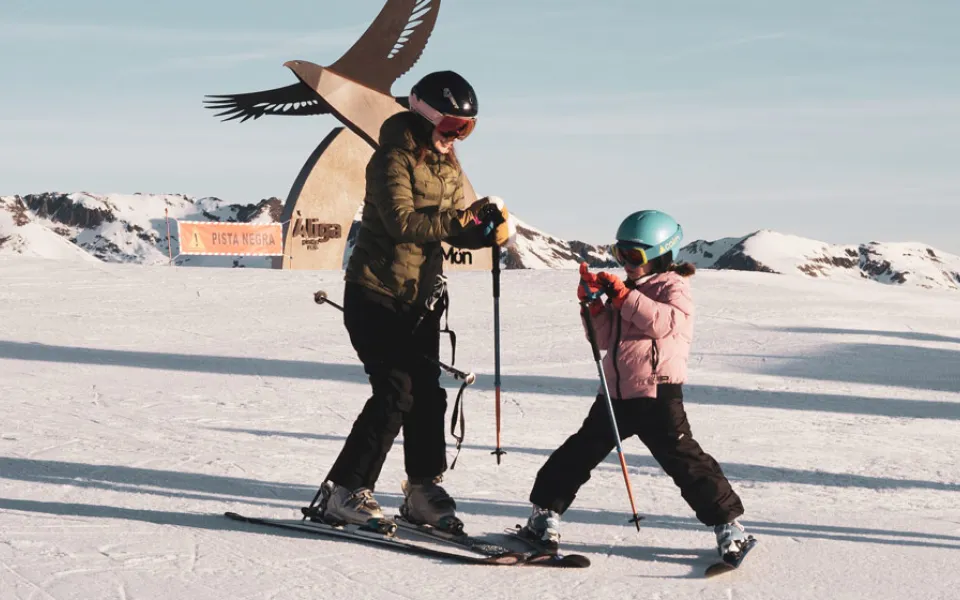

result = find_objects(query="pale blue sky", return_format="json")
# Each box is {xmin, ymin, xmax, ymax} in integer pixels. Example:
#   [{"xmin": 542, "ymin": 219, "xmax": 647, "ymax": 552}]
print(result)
[{"xmin": 2, "ymin": 0, "xmax": 958, "ymax": 251}]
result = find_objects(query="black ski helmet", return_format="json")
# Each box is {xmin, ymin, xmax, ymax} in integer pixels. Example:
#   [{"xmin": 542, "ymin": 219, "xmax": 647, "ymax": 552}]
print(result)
[
  {"xmin": 410, "ymin": 70, "xmax": 478, "ymax": 118},
  {"xmin": 409, "ymin": 71, "xmax": 478, "ymax": 140}
]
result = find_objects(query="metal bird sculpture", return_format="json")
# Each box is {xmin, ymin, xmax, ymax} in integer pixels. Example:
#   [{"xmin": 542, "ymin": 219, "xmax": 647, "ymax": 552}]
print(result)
[{"xmin": 204, "ymin": 0, "xmax": 440, "ymax": 123}]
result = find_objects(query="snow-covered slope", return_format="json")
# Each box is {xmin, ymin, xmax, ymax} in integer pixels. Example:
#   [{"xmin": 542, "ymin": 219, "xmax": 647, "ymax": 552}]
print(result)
[
  {"xmin": 679, "ymin": 230, "xmax": 960, "ymax": 291},
  {"xmin": 0, "ymin": 197, "xmax": 101, "ymax": 262},
  {"xmin": 1, "ymin": 259, "xmax": 958, "ymax": 599}
]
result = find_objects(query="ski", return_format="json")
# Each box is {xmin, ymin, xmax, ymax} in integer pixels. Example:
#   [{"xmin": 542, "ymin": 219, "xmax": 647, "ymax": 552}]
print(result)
[
  {"xmin": 503, "ymin": 524, "xmax": 592, "ymax": 568},
  {"xmin": 224, "ymin": 512, "xmax": 524, "ymax": 566},
  {"xmin": 704, "ymin": 536, "xmax": 758, "ymax": 577},
  {"xmin": 395, "ymin": 517, "xmax": 590, "ymax": 568},
  {"xmin": 394, "ymin": 516, "xmax": 516, "ymax": 557}
]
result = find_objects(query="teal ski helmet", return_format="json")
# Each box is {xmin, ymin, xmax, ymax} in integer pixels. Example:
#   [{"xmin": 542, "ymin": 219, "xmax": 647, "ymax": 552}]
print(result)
[{"xmin": 612, "ymin": 210, "xmax": 683, "ymax": 266}]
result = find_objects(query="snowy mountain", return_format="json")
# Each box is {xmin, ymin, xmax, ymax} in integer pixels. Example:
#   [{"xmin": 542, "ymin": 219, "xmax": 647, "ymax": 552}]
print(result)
[
  {"xmin": 678, "ymin": 230, "xmax": 960, "ymax": 291},
  {"xmin": 0, "ymin": 192, "xmax": 282, "ymax": 268},
  {"xmin": 503, "ymin": 221, "xmax": 617, "ymax": 270},
  {"xmin": 2, "ymin": 192, "xmax": 615, "ymax": 271},
  {"xmin": 3, "ymin": 192, "xmax": 958, "ymax": 290},
  {"xmin": 344, "ymin": 215, "xmax": 617, "ymax": 270}
]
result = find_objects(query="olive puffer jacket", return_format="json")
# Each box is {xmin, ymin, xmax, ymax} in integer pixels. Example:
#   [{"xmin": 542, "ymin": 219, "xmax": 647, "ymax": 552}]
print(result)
[{"xmin": 344, "ymin": 111, "xmax": 486, "ymax": 306}]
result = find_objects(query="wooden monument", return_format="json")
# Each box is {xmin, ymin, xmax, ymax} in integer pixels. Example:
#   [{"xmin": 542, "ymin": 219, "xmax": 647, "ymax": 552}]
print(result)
[{"xmin": 204, "ymin": 0, "xmax": 490, "ymax": 271}]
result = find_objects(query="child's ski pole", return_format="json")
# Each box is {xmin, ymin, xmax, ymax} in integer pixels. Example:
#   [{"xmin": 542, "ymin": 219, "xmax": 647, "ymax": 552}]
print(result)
[{"xmin": 579, "ymin": 296, "xmax": 643, "ymax": 530}]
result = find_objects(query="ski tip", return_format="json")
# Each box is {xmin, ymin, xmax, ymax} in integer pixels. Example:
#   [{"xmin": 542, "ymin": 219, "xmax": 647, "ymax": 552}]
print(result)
[
  {"xmin": 556, "ymin": 554, "xmax": 591, "ymax": 568},
  {"xmin": 224, "ymin": 512, "xmax": 245, "ymax": 521}
]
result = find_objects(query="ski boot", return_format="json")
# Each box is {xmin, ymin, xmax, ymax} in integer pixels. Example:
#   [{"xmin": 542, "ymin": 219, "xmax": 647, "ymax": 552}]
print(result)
[
  {"xmin": 714, "ymin": 520, "xmax": 749, "ymax": 557},
  {"xmin": 303, "ymin": 481, "xmax": 396, "ymax": 535},
  {"xmin": 399, "ymin": 476, "xmax": 464, "ymax": 534},
  {"xmin": 518, "ymin": 505, "xmax": 562, "ymax": 553}
]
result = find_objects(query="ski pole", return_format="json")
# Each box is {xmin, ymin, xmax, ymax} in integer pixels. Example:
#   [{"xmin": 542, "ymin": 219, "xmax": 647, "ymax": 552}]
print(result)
[
  {"xmin": 490, "ymin": 245, "xmax": 506, "ymax": 464},
  {"xmin": 580, "ymin": 299, "xmax": 643, "ymax": 530},
  {"xmin": 313, "ymin": 290, "xmax": 476, "ymax": 386}
]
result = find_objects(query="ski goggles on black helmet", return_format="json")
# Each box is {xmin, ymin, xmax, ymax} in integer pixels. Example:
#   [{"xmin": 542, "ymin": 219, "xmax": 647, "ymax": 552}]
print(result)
[{"xmin": 410, "ymin": 92, "xmax": 477, "ymax": 140}]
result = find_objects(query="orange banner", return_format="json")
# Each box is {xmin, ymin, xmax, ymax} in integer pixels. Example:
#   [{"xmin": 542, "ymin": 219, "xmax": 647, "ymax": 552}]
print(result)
[{"xmin": 177, "ymin": 221, "xmax": 283, "ymax": 256}]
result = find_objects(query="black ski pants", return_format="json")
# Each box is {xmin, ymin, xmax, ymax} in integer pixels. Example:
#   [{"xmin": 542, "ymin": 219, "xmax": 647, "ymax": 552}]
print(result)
[
  {"xmin": 529, "ymin": 384, "xmax": 744, "ymax": 526},
  {"xmin": 325, "ymin": 283, "xmax": 448, "ymax": 491}
]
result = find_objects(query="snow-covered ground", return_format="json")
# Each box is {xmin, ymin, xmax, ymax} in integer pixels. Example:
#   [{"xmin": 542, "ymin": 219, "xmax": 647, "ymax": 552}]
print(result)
[{"xmin": 1, "ymin": 258, "xmax": 958, "ymax": 599}]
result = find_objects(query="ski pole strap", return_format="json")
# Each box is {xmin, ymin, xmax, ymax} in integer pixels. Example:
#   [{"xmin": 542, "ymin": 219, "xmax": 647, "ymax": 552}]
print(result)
[
  {"xmin": 439, "ymin": 287, "xmax": 457, "ymax": 367},
  {"xmin": 448, "ymin": 380, "xmax": 468, "ymax": 470},
  {"xmin": 441, "ymin": 326, "xmax": 457, "ymax": 367},
  {"xmin": 580, "ymin": 302, "xmax": 603, "ymax": 363}
]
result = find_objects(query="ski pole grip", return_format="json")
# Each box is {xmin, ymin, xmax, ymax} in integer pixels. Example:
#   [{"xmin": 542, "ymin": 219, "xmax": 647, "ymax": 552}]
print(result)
[
  {"xmin": 492, "ymin": 245, "xmax": 501, "ymax": 297},
  {"xmin": 580, "ymin": 281, "xmax": 603, "ymax": 301}
]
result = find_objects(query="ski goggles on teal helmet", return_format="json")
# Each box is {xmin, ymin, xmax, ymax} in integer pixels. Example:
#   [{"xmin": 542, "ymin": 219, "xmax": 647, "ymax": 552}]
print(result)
[
  {"xmin": 611, "ymin": 227, "xmax": 683, "ymax": 266},
  {"xmin": 611, "ymin": 242, "xmax": 653, "ymax": 266}
]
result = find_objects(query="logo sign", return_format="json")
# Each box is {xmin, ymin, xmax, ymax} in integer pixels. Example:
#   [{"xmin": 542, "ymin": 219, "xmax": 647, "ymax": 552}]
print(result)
[
  {"xmin": 442, "ymin": 245, "xmax": 473, "ymax": 266},
  {"xmin": 292, "ymin": 218, "xmax": 342, "ymax": 250},
  {"xmin": 178, "ymin": 221, "xmax": 283, "ymax": 256}
]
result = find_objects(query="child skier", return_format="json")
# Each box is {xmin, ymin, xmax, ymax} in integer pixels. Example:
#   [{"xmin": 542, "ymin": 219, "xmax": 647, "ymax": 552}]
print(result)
[{"xmin": 519, "ymin": 209, "xmax": 749, "ymax": 558}]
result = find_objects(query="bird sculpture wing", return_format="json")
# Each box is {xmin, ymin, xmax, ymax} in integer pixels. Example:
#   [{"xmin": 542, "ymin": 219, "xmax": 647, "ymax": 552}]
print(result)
[
  {"xmin": 329, "ymin": 0, "xmax": 441, "ymax": 95},
  {"xmin": 203, "ymin": 83, "xmax": 333, "ymax": 122}
]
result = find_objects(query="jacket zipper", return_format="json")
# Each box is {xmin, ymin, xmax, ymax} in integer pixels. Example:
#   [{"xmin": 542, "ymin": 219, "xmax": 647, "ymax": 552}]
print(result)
[
  {"xmin": 439, "ymin": 161, "xmax": 446, "ymax": 210},
  {"xmin": 611, "ymin": 311, "xmax": 624, "ymax": 400}
]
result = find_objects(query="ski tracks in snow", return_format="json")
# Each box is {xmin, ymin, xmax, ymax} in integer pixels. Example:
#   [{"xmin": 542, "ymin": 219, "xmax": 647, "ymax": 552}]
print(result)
[{"xmin": 2, "ymin": 559, "xmax": 59, "ymax": 600}]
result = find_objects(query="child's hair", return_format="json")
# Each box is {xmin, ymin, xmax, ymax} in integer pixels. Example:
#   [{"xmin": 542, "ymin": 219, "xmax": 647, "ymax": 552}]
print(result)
[{"xmin": 648, "ymin": 251, "xmax": 697, "ymax": 277}]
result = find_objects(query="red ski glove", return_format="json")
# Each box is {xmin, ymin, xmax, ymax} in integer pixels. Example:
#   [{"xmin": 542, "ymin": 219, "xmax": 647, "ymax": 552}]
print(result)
[
  {"xmin": 577, "ymin": 262, "xmax": 605, "ymax": 316},
  {"xmin": 597, "ymin": 271, "xmax": 629, "ymax": 309}
]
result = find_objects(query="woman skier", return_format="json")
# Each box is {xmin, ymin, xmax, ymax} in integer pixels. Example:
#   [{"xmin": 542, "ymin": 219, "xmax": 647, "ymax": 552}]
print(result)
[
  {"xmin": 519, "ymin": 209, "xmax": 749, "ymax": 557},
  {"xmin": 314, "ymin": 70, "xmax": 512, "ymax": 533}
]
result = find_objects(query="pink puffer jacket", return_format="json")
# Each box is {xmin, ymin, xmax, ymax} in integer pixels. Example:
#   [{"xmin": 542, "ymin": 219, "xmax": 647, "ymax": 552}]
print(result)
[{"xmin": 582, "ymin": 270, "xmax": 695, "ymax": 400}]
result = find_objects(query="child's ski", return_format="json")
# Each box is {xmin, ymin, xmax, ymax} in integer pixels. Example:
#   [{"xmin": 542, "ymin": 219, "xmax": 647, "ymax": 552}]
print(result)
[
  {"xmin": 503, "ymin": 524, "xmax": 592, "ymax": 568},
  {"xmin": 393, "ymin": 517, "xmax": 590, "ymax": 568},
  {"xmin": 705, "ymin": 536, "xmax": 758, "ymax": 577}
]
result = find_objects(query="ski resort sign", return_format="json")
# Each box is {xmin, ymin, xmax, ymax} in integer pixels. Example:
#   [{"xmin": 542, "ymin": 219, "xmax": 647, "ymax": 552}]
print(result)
[
  {"xmin": 291, "ymin": 218, "xmax": 342, "ymax": 250},
  {"xmin": 177, "ymin": 221, "xmax": 283, "ymax": 256}
]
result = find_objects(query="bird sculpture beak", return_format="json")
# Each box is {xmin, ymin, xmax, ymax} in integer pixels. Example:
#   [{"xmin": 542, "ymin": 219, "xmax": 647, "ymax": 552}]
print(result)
[{"xmin": 283, "ymin": 60, "xmax": 325, "ymax": 91}]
